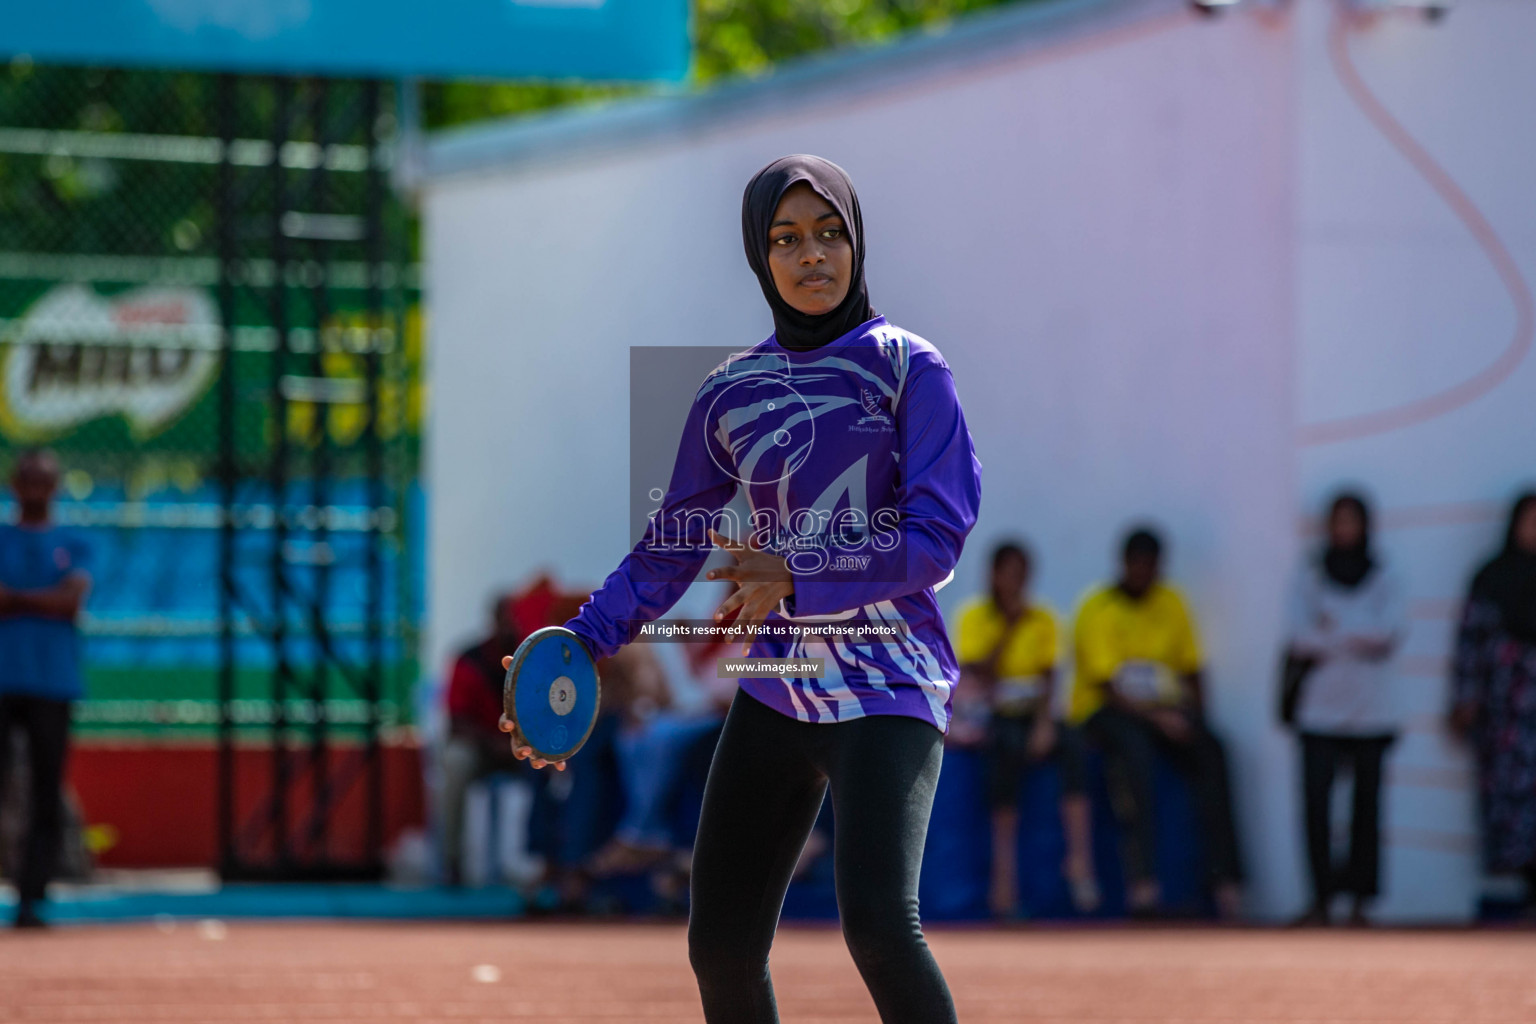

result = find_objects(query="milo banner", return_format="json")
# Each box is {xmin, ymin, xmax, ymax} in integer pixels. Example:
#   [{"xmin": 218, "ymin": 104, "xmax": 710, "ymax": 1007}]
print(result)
[
  {"xmin": 0, "ymin": 278, "xmax": 424, "ymax": 738},
  {"xmin": 1, "ymin": 283, "xmax": 220, "ymax": 442}
]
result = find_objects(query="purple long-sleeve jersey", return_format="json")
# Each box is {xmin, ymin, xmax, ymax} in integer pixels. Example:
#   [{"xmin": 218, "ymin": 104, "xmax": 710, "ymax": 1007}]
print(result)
[{"xmin": 565, "ymin": 316, "xmax": 982, "ymax": 732}]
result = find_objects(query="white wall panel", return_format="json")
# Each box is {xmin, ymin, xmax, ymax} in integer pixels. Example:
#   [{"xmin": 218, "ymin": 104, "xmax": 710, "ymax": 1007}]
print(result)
[{"xmin": 424, "ymin": 0, "xmax": 1534, "ymax": 920}]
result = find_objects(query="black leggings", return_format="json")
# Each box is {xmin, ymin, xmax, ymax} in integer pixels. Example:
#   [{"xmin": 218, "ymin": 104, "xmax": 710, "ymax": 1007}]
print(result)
[{"xmin": 688, "ymin": 691, "xmax": 956, "ymax": 1024}]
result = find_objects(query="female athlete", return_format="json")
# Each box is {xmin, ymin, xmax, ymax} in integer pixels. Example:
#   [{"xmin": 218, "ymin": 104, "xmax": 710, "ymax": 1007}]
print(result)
[{"xmin": 503, "ymin": 154, "xmax": 981, "ymax": 1023}]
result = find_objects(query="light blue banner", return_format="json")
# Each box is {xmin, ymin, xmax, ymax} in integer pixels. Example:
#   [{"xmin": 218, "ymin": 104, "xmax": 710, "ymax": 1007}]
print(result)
[{"xmin": 0, "ymin": 0, "xmax": 690, "ymax": 81}]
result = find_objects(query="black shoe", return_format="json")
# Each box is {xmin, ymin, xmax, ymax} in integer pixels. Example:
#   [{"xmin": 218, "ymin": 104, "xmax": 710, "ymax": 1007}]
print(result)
[{"xmin": 14, "ymin": 903, "xmax": 47, "ymax": 930}]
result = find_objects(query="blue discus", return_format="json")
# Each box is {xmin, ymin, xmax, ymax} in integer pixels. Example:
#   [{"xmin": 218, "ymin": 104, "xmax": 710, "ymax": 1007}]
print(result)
[{"xmin": 503, "ymin": 626, "xmax": 601, "ymax": 762}]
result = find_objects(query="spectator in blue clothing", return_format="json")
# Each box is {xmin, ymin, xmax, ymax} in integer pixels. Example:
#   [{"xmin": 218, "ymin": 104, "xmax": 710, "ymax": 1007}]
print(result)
[{"xmin": 0, "ymin": 449, "xmax": 91, "ymax": 929}]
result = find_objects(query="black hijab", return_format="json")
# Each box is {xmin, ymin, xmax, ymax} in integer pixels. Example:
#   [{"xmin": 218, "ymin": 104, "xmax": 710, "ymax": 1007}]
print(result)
[
  {"xmin": 1471, "ymin": 492, "xmax": 1536, "ymax": 642},
  {"xmin": 1322, "ymin": 492, "xmax": 1375, "ymax": 589},
  {"xmin": 741, "ymin": 154, "xmax": 876, "ymax": 352}
]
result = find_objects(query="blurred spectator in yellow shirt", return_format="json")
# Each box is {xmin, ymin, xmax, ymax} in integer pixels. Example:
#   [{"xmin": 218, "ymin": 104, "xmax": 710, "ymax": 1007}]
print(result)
[
  {"xmin": 956, "ymin": 541, "xmax": 1097, "ymax": 918},
  {"xmin": 1071, "ymin": 527, "xmax": 1242, "ymax": 918}
]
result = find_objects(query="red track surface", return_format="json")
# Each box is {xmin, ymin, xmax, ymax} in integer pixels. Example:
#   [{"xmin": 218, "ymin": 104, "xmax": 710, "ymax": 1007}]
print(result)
[{"xmin": 2, "ymin": 922, "xmax": 1535, "ymax": 1022}]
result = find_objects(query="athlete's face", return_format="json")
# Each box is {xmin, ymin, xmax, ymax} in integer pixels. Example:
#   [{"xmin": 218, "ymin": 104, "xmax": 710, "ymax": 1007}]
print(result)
[{"xmin": 767, "ymin": 182, "xmax": 853, "ymax": 316}]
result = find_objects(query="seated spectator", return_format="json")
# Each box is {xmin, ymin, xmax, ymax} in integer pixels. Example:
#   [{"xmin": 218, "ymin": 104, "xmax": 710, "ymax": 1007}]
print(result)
[
  {"xmin": 586, "ymin": 643, "xmax": 677, "ymax": 874},
  {"xmin": 498, "ymin": 578, "xmax": 621, "ymax": 907},
  {"xmin": 437, "ymin": 593, "xmax": 527, "ymax": 885},
  {"xmin": 1284, "ymin": 492, "xmax": 1405, "ymax": 926},
  {"xmin": 543, "ymin": 640, "xmax": 660, "ymax": 909},
  {"xmin": 954, "ymin": 540, "xmax": 1097, "ymax": 917},
  {"xmin": 1071, "ymin": 527, "xmax": 1242, "ymax": 917},
  {"xmin": 1450, "ymin": 491, "xmax": 1536, "ymax": 915},
  {"xmin": 588, "ymin": 585, "xmax": 738, "ymax": 881}
]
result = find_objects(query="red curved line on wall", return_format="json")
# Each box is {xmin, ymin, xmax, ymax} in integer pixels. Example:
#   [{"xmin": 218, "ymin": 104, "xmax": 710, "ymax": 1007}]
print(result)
[
  {"xmin": 1376, "ymin": 499, "xmax": 1506, "ymax": 531},
  {"xmin": 1384, "ymin": 827, "xmax": 1475, "ymax": 855},
  {"xmin": 1399, "ymin": 654, "xmax": 1450, "ymax": 678},
  {"xmin": 1389, "ymin": 764, "xmax": 1470, "ymax": 791},
  {"xmin": 1399, "ymin": 713, "xmax": 1444, "ymax": 734},
  {"xmin": 1297, "ymin": 12, "xmax": 1536, "ymax": 447},
  {"xmin": 1297, "ymin": 499, "xmax": 1503, "ymax": 537},
  {"xmin": 1408, "ymin": 598, "xmax": 1460, "ymax": 621}
]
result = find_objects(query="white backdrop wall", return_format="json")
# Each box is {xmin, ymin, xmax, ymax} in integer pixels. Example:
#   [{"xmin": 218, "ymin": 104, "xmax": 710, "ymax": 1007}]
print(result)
[
  {"xmin": 1292, "ymin": 0, "xmax": 1536, "ymax": 919},
  {"xmin": 423, "ymin": 0, "xmax": 1535, "ymax": 920}
]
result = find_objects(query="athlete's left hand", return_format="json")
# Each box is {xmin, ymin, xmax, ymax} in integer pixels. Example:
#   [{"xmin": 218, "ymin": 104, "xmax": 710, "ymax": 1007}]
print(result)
[{"xmin": 706, "ymin": 529, "xmax": 795, "ymax": 656}]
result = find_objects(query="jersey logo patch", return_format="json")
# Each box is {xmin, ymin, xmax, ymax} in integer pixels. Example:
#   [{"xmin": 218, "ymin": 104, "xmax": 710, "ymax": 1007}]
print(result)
[{"xmin": 853, "ymin": 387, "xmax": 893, "ymax": 431}]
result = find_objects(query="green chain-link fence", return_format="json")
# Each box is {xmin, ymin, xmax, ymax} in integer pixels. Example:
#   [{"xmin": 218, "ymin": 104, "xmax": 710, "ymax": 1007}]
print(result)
[{"xmin": 0, "ymin": 60, "xmax": 423, "ymax": 743}]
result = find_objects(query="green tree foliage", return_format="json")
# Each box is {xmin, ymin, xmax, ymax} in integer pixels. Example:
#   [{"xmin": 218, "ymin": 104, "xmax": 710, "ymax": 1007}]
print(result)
[
  {"xmin": 1, "ymin": 0, "xmax": 1039, "ymax": 258},
  {"xmin": 693, "ymin": 0, "xmax": 1020, "ymax": 79},
  {"xmin": 0, "ymin": 60, "xmax": 220, "ymax": 257},
  {"xmin": 0, "ymin": 60, "xmax": 380, "ymax": 261},
  {"xmin": 423, "ymin": 0, "xmax": 1033, "ymax": 130}
]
